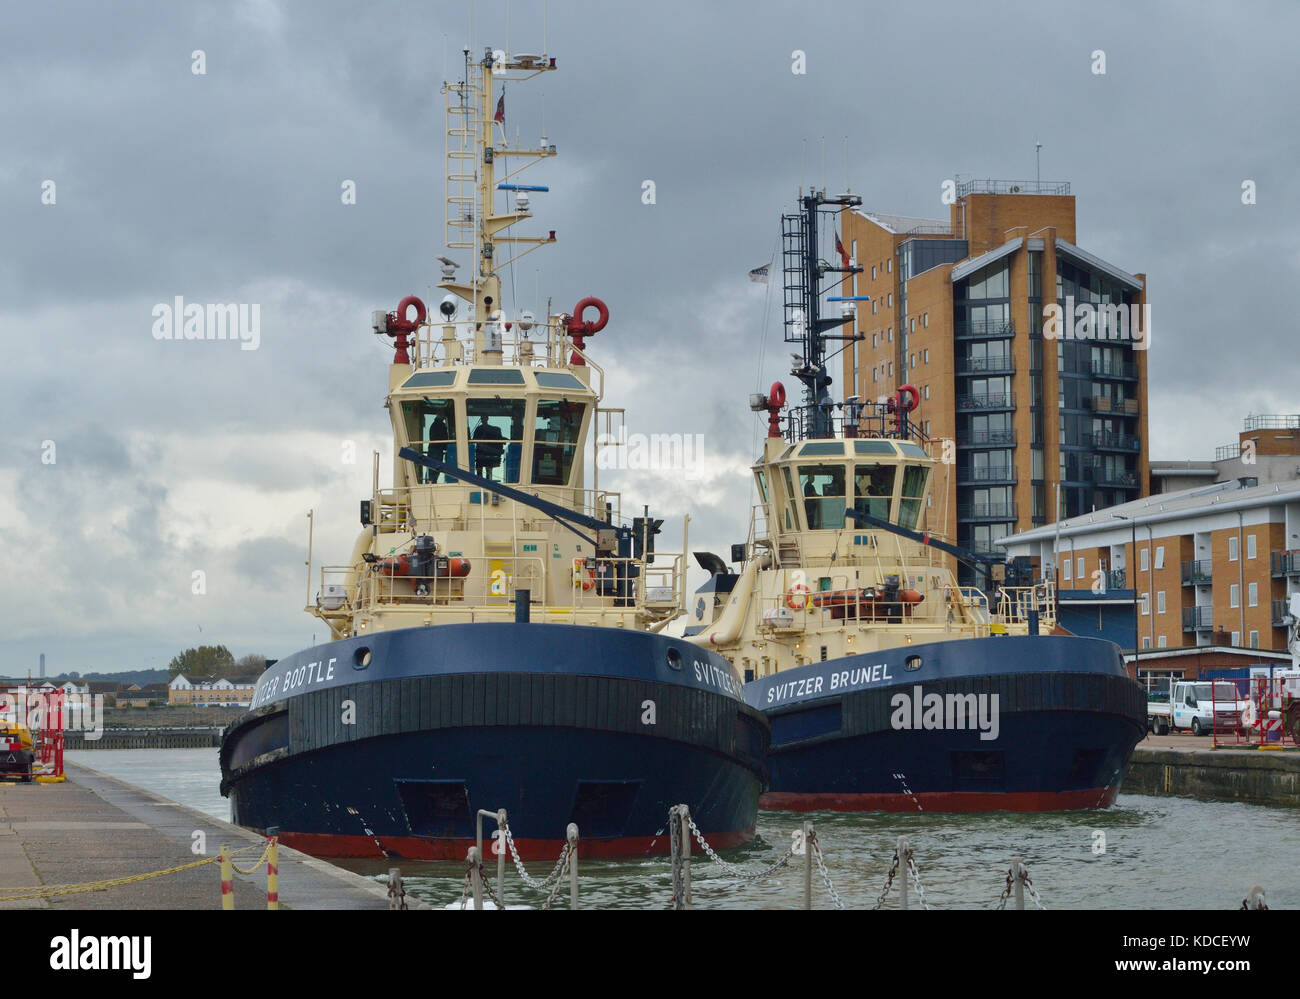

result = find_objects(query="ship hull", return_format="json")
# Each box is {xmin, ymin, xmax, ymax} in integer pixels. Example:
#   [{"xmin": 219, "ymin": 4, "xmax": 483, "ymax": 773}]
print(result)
[
  {"xmin": 745, "ymin": 635, "xmax": 1145, "ymax": 813},
  {"xmin": 220, "ymin": 624, "xmax": 768, "ymax": 860}
]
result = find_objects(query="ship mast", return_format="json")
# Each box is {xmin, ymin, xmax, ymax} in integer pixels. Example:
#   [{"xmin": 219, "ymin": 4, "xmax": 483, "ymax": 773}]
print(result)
[
  {"xmin": 441, "ymin": 47, "xmax": 558, "ymax": 359},
  {"xmin": 781, "ymin": 190, "xmax": 862, "ymax": 438}
]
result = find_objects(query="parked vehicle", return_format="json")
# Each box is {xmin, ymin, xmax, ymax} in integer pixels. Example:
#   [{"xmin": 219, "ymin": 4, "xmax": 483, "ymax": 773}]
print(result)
[
  {"xmin": 1146, "ymin": 686, "xmax": 1172, "ymax": 735},
  {"xmin": 1169, "ymin": 680, "xmax": 1248, "ymax": 736},
  {"xmin": 0, "ymin": 720, "xmax": 34, "ymax": 782}
]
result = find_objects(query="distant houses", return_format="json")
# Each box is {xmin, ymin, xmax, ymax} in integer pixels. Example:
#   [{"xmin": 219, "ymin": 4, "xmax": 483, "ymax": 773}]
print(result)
[{"xmin": 168, "ymin": 675, "xmax": 257, "ymax": 707}]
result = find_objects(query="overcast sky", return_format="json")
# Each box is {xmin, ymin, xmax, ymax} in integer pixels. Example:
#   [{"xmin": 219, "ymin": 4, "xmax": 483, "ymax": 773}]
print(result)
[{"xmin": 3, "ymin": 0, "xmax": 1297, "ymax": 674}]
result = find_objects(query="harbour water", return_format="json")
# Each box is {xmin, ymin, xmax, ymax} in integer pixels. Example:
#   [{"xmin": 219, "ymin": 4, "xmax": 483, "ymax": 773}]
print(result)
[{"xmin": 66, "ymin": 749, "xmax": 1299, "ymax": 910}]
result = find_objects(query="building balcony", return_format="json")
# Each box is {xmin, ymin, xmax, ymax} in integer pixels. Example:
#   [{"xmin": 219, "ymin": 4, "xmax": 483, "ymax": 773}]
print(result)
[
  {"xmin": 956, "ymin": 391, "xmax": 1015, "ymax": 412},
  {"xmin": 957, "ymin": 428, "xmax": 1017, "ymax": 447},
  {"xmin": 1273, "ymin": 598, "xmax": 1293, "ymax": 628},
  {"xmin": 1089, "ymin": 358, "xmax": 1139, "ymax": 380},
  {"xmin": 957, "ymin": 464, "xmax": 1017, "ymax": 485},
  {"xmin": 955, "ymin": 355, "xmax": 1015, "ymax": 376},
  {"xmin": 1085, "ymin": 467, "xmax": 1139, "ymax": 488},
  {"xmin": 1182, "ymin": 605, "xmax": 1213, "ymax": 632},
  {"xmin": 957, "ymin": 502, "xmax": 1018, "ymax": 522},
  {"xmin": 955, "ymin": 319, "xmax": 1016, "ymax": 340},
  {"xmin": 1272, "ymin": 551, "xmax": 1300, "ymax": 577},
  {"xmin": 1088, "ymin": 396, "xmax": 1140, "ymax": 415},
  {"xmin": 1181, "ymin": 559, "xmax": 1213, "ymax": 586},
  {"xmin": 1088, "ymin": 432, "xmax": 1140, "ymax": 453}
]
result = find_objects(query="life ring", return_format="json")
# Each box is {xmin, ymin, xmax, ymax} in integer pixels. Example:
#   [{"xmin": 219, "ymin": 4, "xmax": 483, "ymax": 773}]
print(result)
[
  {"xmin": 769, "ymin": 381, "xmax": 786, "ymax": 408},
  {"xmin": 572, "ymin": 559, "xmax": 596, "ymax": 591},
  {"xmin": 897, "ymin": 384, "xmax": 919, "ymax": 413},
  {"xmin": 786, "ymin": 582, "xmax": 810, "ymax": 610}
]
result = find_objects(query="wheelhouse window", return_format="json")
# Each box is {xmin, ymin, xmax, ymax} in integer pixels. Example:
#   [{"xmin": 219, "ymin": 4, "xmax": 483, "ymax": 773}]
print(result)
[
  {"xmin": 467, "ymin": 398, "xmax": 525, "ymax": 483},
  {"xmin": 897, "ymin": 464, "xmax": 929, "ymax": 529},
  {"xmin": 799, "ymin": 464, "xmax": 846, "ymax": 530},
  {"xmin": 403, "ymin": 397, "xmax": 458, "ymax": 484},
  {"xmin": 532, "ymin": 399, "xmax": 586, "ymax": 485},
  {"xmin": 852, "ymin": 464, "xmax": 896, "ymax": 522}
]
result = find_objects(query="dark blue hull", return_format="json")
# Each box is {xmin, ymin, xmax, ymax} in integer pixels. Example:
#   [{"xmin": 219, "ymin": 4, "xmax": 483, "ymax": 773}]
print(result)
[
  {"xmin": 744, "ymin": 635, "xmax": 1146, "ymax": 812},
  {"xmin": 219, "ymin": 624, "xmax": 769, "ymax": 859}
]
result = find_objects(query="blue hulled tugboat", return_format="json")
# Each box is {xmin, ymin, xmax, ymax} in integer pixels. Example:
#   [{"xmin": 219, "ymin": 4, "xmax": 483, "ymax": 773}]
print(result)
[
  {"xmin": 683, "ymin": 190, "xmax": 1144, "ymax": 811},
  {"xmin": 219, "ymin": 46, "xmax": 767, "ymax": 859}
]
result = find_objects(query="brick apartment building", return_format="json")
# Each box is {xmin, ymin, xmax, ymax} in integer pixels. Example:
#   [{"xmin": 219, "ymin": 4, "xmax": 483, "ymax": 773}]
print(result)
[{"xmin": 839, "ymin": 179, "xmax": 1150, "ymax": 583}]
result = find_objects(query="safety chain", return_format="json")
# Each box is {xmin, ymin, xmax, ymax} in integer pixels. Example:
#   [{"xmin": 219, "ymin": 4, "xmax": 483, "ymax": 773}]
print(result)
[
  {"xmin": 872, "ymin": 850, "xmax": 900, "ymax": 910},
  {"xmin": 1020, "ymin": 867, "xmax": 1044, "ymax": 910},
  {"xmin": 229, "ymin": 841, "xmax": 274, "ymax": 876},
  {"xmin": 541, "ymin": 845, "xmax": 572, "ymax": 910},
  {"xmin": 685, "ymin": 815, "xmax": 796, "ymax": 886},
  {"xmin": 458, "ymin": 866, "xmax": 472, "ymax": 911},
  {"xmin": 502, "ymin": 822, "xmax": 569, "ymax": 892},
  {"xmin": 807, "ymin": 832, "xmax": 844, "ymax": 910},
  {"xmin": 904, "ymin": 850, "xmax": 930, "ymax": 910},
  {"xmin": 996, "ymin": 869, "xmax": 1014, "ymax": 910}
]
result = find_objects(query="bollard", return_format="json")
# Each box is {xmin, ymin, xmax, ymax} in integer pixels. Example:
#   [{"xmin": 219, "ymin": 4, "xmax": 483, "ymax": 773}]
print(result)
[
  {"xmin": 669, "ymin": 806, "xmax": 683, "ymax": 910},
  {"xmin": 387, "ymin": 867, "xmax": 405, "ymax": 910},
  {"xmin": 220, "ymin": 845, "xmax": 234, "ymax": 910},
  {"xmin": 898, "ymin": 836, "xmax": 910, "ymax": 911},
  {"xmin": 266, "ymin": 835, "xmax": 279, "ymax": 910},
  {"xmin": 679, "ymin": 804, "xmax": 692, "ymax": 910},
  {"xmin": 1011, "ymin": 856, "xmax": 1025, "ymax": 911},
  {"xmin": 467, "ymin": 846, "xmax": 484, "ymax": 910},
  {"xmin": 567, "ymin": 823, "xmax": 579, "ymax": 910},
  {"xmin": 802, "ymin": 821, "xmax": 813, "ymax": 910}
]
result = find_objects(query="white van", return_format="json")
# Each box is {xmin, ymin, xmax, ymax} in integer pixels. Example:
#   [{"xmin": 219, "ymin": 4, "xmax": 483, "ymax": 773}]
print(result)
[{"xmin": 1170, "ymin": 680, "xmax": 1248, "ymax": 736}]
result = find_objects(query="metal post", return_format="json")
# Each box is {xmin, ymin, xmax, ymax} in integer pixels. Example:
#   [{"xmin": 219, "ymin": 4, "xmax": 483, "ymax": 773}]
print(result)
[
  {"xmin": 898, "ymin": 836, "xmax": 909, "ymax": 911},
  {"xmin": 1244, "ymin": 884, "xmax": 1267, "ymax": 910},
  {"xmin": 467, "ymin": 846, "xmax": 483, "ymax": 910},
  {"xmin": 220, "ymin": 845, "xmax": 233, "ymax": 910},
  {"xmin": 567, "ymin": 823, "xmax": 579, "ymax": 910},
  {"xmin": 669, "ymin": 806, "xmax": 682, "ymax": 910},
  {"xmin": 679, "ymin": 804, "xmax": 692, "ymax": 909},
  {"xmin": 387, "ymin": 867, "xmax": 404, "ymax": 910},
  {"xmin": 802, "ymin": 821, "xmax": 813, "ymax": 910},
  {"xmin": 1012, "ymin": 857, "xmax": 1025, "ymax": 911},
  {"xmin": 266, "ymin": 835, "xmax": 279, "ymax": 910},
  {"xmin": 497, "ymin": 808, "xmax": 507, "ymax": 907}
]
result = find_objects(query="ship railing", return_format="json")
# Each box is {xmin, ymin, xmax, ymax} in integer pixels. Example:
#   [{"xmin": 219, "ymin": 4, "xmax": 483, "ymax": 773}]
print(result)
[
  {"xmin": 409, "ymin": 319, "xmax": 606, "ymax": 398},
  {"xmin": 375, "ymin": 483, "xmax": 623, "ymax": 532},
  {"xmin": 993, "ymin": 583, "xmax": 1057, "ymax": 630}
]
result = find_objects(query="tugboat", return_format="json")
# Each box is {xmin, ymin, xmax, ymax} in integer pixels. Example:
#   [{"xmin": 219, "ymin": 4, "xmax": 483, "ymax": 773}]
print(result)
[
  {"xmin": 685, "ymin": 190, "xmax": 1145, "ymax": 812},
  {"xmin": 219, "ymin": 46, "xmax": 767, "ymax": 859}
]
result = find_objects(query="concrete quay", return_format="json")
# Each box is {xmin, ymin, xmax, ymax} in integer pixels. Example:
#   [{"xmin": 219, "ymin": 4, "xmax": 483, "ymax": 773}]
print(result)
[
  {"xmin": 0, "ymin": 762, "xmax": 405, "ymax": 909},
  {"xmin": 1125, "ymin": 734, "xmax": 1300, "ymax": 807}
]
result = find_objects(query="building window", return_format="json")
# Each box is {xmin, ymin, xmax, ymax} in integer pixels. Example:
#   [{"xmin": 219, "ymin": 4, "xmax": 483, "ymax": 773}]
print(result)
[
  {"xmin": 1140, "ymin": 592, "xmax": 1149, "ymax": 616},
  {"xmin": 1229, "ymin": 536, "xmax": 1238, "ymax": 561},
  {"xmin": 1230, "ymin": 583, "xmax": 1239, "ymax": 608},
  {"xmin": 887, "ymin": 293, "xmax": 893, "ymax": 307},
  {"xmin": 1157, "ymin": 591, "xmax": 1166, "ymax": 614},
  {"xmin": 889, "ymin": 361, "xmax": 893, "ymax": 375},
  {"xmin": 923, "ymin": 314, "xmax": 929, "ymax": 329},
  {"xmin": 872, "ymin": 265, "xmax": 877, "ymax": 280},
  {"xmin": 1231, "ymin": 630, "xmax": 1241, "ymax": 646},
  {"xmin": 1154, "ymin": 546, "xmax": 1165, "ymax": 570},
  {"xmin": 923, "ymin": 385, "xmax": 931, "ymax": 400},
  {"xmin": 1248, "ymin": 581, "xmax": 1258, "ymax": 607},
  {"xmin": 1076, "ymin": 556, "xmax": 1084, "ymax": 578},
  {"xmin": 1249, "ymin": 630, "xmax": 1259, "ymax": 649},
  {"xmin": 909, "ymin": 319, "xmax": 915, "ymax": 333},
  {"xmin": 887, "ymin": 259, "xmax": 892, "ymax": 274},
  {"xmin": 1140, "ymin": 547, "xmax": 1149, "ymax": 572},
  {"xmin": 872, "ymin": 333, "xmax": 878, "ymax": 348},
  {"xmin": 1157, "ymin": 635, "xmax": 1167, "ymax": 648},
  {"xmin": 873, "ymin": 369, "xmax": 878, "ymax": 383},
  {"xmin": 923, "ymin": 348, "xmax": 930, "ymax": 363},
  {"xmin": 910, "ymin": 352, "xmax": 916, "ymax": 367},
  {"xmin": 1141, "ymin": 636, "xmax": 1152, "ymax": 649},
  {"xmin": 872, "ymin": 300, "xmax": 878, "ymax": 315},
  {"xmin": 1247, "ymin": 534, "xmax": 1257, "ymax": 559},
  {"xmin": 1063, "ymin": 559, "xmax": 1071, "ymax": 581}
]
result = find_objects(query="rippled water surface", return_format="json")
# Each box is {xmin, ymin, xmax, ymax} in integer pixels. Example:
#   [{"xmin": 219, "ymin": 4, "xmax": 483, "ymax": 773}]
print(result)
[{"xmin": 67, "ymin": 748, "xmax": 1299, "ymax": 909}]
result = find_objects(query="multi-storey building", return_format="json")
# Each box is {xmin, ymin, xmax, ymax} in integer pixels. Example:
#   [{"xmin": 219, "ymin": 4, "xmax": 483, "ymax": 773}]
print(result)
[
  {"xmin": 997, "ymin": 475, "xmax": 1300, "ymax": 653},
  {"xmin": 1151, "ymin": 414, "xmax": 1300, "ymax": 493},
  {"xmin": 840, "ymin": 180, "xmax": 1150, "ymax": 583}
]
